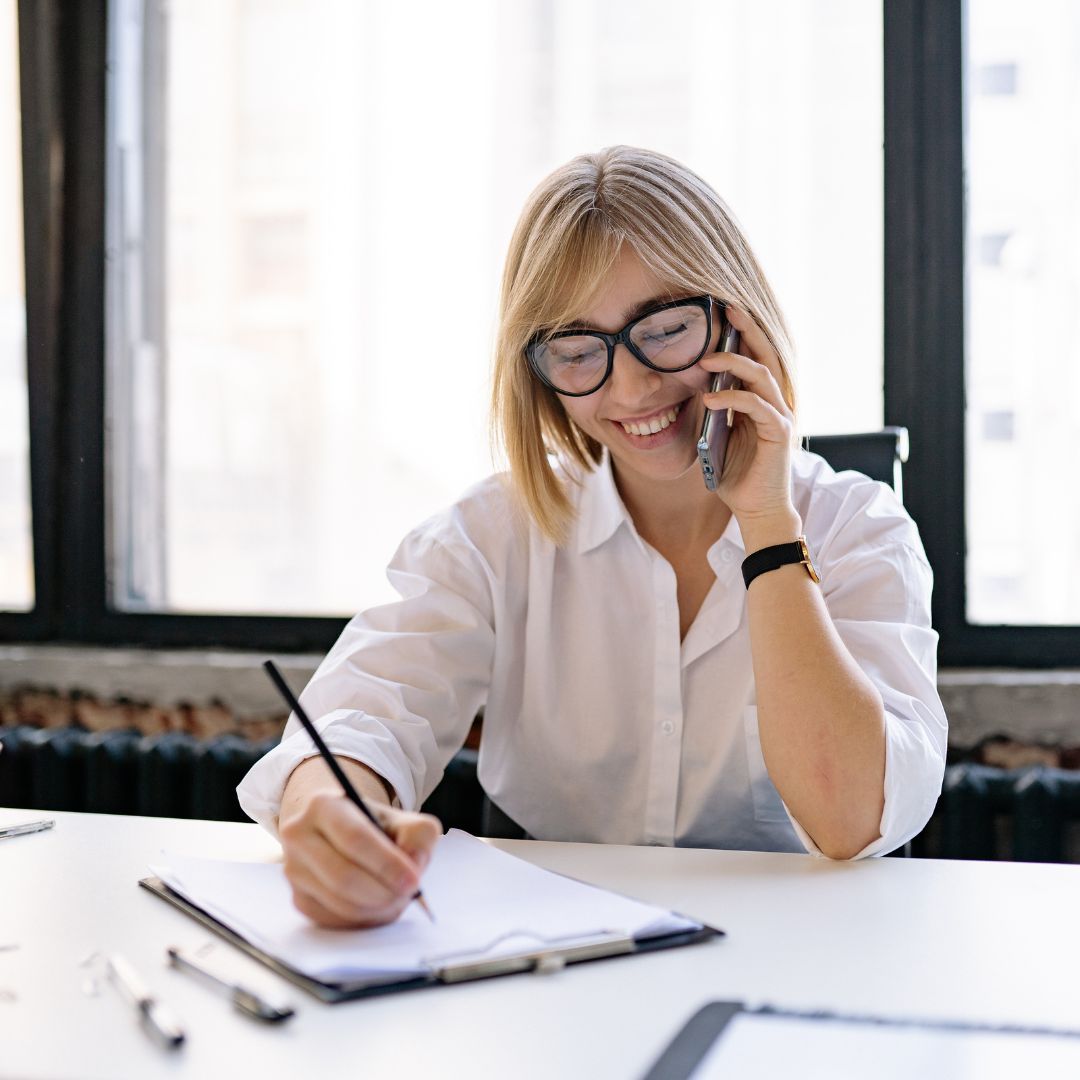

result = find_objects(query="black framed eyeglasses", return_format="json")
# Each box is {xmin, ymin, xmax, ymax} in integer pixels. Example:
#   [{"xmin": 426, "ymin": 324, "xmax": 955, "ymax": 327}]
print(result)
[{"xmin": 525, "ymin": 295, "xmax": 722, "ymax": 397}]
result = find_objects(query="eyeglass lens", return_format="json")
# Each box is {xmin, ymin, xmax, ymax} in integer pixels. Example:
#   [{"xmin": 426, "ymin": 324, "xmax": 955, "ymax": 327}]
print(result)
[{"xmin": 530, "ymin": 303, "xmax": 710, "ymax": 395}]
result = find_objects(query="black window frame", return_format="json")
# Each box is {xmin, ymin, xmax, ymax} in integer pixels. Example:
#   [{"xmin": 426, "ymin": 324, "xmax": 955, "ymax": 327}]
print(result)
[{"xmin": 1, "ymin": 0, "xmax": 1075, "ymax": 665}]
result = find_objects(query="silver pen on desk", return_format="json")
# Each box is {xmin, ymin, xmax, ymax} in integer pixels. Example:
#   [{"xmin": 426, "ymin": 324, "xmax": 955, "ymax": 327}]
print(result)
[
  {"xmin": 0, "ymin": 818, "xmax": 55, "ymax": 840},
  {"xmin": 106, "ymin": 953, "xmax": 186, "ymax": 1049},
  {"xmin": 166, "ymin": 947, "xmax": 295, "ymax": 1023}
]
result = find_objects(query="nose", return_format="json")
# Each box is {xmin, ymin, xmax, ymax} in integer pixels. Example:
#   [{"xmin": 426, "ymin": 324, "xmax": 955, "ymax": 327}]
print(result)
[{"xmin": 607, "ymin": 343, "xmax": 662, "ymax": 404}]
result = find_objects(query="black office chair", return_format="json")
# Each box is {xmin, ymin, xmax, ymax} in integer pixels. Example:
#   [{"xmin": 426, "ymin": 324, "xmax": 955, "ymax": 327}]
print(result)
[{"xmin": 802, "ymin": 426, "xmax": 909, "ymax": 498}]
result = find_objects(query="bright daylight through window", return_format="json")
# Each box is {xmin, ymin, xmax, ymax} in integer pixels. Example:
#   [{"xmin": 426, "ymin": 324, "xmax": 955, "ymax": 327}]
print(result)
[
  {"xmin": 0, "ymin": 0, "xmax": 32, "ymax": 613},
  {"xmin": 965, "ymin": 0, "xmax": 1080, "ymax": 624},
  {"xmin": 106, "ymin": 0, "xmax": 882, "ymax": 617}
]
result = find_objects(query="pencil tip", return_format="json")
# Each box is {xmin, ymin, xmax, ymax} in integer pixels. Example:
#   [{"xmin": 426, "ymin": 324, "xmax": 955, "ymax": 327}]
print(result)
[{"xmin": 417, "ymin": 894, "xmax": 436, "ymax": 923}]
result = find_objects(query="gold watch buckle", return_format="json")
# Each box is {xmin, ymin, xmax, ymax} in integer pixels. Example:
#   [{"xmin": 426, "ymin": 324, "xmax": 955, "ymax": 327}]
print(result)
[{"xmin": 797, "ymin": 536, "xmax": 821, "ymax": 583}]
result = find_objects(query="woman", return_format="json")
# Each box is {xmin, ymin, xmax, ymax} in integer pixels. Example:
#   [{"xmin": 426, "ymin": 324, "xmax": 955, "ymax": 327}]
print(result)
[{"xmin": 238, "ymin": 146, "xmax": 947, "ymax": 929}]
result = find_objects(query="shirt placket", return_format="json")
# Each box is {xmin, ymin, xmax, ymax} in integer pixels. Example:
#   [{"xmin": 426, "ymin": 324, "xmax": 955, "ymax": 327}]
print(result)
[{"xmin": 642, "ymin": 552, "xmax": 685, "ymax": 846}]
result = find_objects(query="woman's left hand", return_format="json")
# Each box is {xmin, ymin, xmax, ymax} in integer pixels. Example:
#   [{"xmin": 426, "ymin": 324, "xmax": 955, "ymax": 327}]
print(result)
[{"xmin": 698, "ymin": 304, "xmax": 796, "ymax": 523}]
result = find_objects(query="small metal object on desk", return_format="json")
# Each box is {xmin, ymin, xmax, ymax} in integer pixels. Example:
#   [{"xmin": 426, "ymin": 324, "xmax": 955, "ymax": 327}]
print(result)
[
  {"xmin": 167, "ymin": 946, "xmax": 295, "ymax": 1023},
  {"xmin": 106, "ymin": 953, "xmax": 186, "ymax": 1049},
  {"xmin": 0, "ymin": 819, "xmax": 55, "ymax": 840}
]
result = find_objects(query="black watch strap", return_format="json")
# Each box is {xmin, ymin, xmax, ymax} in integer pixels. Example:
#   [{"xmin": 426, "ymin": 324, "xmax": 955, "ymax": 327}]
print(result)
[{"xmin": 741, "ymin": 536, "xmax": 821, "ymax": 590}]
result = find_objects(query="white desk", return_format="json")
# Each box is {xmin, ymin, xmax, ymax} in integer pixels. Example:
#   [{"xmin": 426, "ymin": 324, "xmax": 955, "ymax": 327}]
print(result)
[{"xmin": 2, "ymin": 808, "xmax": 1079, "ymax": 1080}]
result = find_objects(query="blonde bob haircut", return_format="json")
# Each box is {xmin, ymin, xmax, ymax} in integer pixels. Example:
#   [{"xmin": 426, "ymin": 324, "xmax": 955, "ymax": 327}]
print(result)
[{"xmin": 491, "ymin": 145, "xmax": 796, "ymax": 544}]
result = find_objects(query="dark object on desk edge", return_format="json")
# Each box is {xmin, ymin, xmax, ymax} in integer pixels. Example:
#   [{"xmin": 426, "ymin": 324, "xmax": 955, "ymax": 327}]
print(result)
[
  {"xmin": 642, "ymin": 999, "xmax": 1080, "ymax": 1080},
  {"xmin": 138, "ymin": 875, "xmax": 722, "ymax": 1005},
  {"xmin": 643, "ymin": 1001, "xmax": 744, "ymax": 1080}
]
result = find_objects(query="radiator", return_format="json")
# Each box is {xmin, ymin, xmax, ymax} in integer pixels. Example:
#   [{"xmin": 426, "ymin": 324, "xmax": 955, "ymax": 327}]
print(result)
[
  {"xmin": 0, "ymin": 724, "xmax": 483, "ymax": 830},
  {"xmin": 912, "ymin": 762, "xmax": 1080, "ymax": 863},
  {"xmin": 3, "ymin": 724, "xmax": 1078, "ymax": 862},
  {"xmin": 0, "ymin": 724, "xmax": 277, "ymax": 821}
]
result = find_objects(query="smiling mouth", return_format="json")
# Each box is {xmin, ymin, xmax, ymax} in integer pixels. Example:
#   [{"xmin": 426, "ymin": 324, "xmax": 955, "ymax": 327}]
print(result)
[{"xmin": 616, "ymin": 401, "xmax": 684, "ymax": 437}]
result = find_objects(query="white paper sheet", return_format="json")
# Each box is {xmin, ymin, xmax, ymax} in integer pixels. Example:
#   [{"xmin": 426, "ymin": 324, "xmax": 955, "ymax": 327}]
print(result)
[
  {"xmin": 692, "ymin": 1014, "xmax": 1080, "ymax": 1079},
  {"xmin": 151, "ymin": 829, "xmax": 700, "ymax": 983}
]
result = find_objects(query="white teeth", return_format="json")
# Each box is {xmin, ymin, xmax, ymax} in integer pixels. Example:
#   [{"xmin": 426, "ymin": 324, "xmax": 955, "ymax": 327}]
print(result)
[{"xmin": 620, "ymin": 403, "xmax": 681, "ymax": 437}]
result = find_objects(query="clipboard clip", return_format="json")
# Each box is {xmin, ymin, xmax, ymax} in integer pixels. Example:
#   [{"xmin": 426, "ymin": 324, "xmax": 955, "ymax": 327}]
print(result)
[{"xmin": 428, "ymin": 930, "xmax": 636, "ymax": 984}]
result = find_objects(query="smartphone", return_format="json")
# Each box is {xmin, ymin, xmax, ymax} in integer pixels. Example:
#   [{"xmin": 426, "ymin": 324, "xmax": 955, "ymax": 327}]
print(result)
[{"xmin": 697, "ymin": 318, "xmax": 741, "ymax": 491}]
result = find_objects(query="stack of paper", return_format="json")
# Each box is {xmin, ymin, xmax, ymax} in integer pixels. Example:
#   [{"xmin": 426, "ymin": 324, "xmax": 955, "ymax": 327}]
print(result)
[{"xmin": 151, "ymin": 829, "xmax": 701, "ymax": 984}]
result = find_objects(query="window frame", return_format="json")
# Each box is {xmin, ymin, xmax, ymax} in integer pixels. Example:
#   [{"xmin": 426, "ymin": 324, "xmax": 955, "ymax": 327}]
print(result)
[{"xmin": 2, "ymin": 0, "xmax": 1075, "ymax": 664}]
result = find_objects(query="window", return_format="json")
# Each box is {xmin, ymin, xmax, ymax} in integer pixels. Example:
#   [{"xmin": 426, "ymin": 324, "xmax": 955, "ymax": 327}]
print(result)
[
  {"xmin": 106, "ymin": 0, "xmax": 883, "ymax": 619},
  {"xmin": 0, "ymin": 0, "xmax": 32, "ymax": 613},
  {"xmin": 884, "ymin": 0, "xmax": 1080, "ymax": 665},
  {"xmin": 965, "ymin": 0, "xmax": 1080, "ymax": 626},
  {"xmin": 13, "ymin": 0, "xmax": 1072, "ymax": 664}
]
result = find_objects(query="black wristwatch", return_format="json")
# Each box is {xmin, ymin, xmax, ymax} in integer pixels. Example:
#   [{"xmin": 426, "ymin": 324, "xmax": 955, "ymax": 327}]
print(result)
[{"xmin": 742, "ymin": 536, "xmax": 821, "ymax": 590}]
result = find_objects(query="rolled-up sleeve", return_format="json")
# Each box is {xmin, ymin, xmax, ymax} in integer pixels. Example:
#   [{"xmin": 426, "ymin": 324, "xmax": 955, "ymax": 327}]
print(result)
[
  {"xmin": 786, "ymin": 475, "xmax": 948, "ymax": 859},
  {"xmin": 237, "ymin": 512, "xmax": 497, "ymax": 838}
]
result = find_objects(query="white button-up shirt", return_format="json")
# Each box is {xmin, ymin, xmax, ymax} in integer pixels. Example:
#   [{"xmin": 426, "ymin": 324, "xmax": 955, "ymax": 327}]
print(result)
[{"xmin": 238, "ymin": 450, "xmax": 947, "ymax": 858}]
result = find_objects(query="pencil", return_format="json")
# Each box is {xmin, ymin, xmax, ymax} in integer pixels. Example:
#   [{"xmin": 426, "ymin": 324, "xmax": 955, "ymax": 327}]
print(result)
[{"xmin": 262, "ymin": 659, "xmax": 435, "ymax": 923}]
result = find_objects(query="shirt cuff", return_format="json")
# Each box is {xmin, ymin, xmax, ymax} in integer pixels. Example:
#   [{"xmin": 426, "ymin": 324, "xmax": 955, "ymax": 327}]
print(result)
[{"xmin": 236, "ymin": 709, "xmax": 419, "ymax": 840}]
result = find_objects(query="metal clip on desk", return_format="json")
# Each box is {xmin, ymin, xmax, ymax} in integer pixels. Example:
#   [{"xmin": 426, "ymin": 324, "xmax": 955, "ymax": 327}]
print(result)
[{"xmin": 167, "ymin": 947, "xmax": 295, "ymax": 1023}]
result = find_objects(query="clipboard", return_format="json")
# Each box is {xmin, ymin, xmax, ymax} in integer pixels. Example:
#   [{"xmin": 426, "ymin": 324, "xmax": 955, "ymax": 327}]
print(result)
[
  {"xmin": 642, "ymin": 1001, "xmax": 1080, "ymax": 1080},
  {"xmin": 139, "ymin": 875, "xmax": 723, "ymax": 1004},
  {"xmin": 642, "ymin": 1002, "xmax": 746, "ymax": 1080}
]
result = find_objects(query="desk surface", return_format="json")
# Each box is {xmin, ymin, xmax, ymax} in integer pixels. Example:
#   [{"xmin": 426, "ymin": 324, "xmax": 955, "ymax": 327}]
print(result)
[{"xmin": 2, "ymin": 808, "xmax": 1079, "ymax": 1080}]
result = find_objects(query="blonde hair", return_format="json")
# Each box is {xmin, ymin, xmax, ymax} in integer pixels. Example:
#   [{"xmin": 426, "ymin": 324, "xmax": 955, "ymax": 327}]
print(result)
[{"xmin": 491, "ymin": 145, "xmax": 796, "ymax": 543}]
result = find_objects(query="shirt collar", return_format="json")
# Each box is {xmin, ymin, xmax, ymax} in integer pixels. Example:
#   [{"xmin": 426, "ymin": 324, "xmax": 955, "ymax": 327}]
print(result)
[
  {"xmin": 573, "ymin": 453, "xmax": 755, "ymax": 559},
  {"xmin": 574, "ymin": 453, "xmax": 634, "ymax": 555}
]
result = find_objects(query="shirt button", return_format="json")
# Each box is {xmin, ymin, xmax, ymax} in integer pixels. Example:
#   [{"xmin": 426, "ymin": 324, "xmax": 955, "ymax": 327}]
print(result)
[{"xmin": 660, "ymin": 720, "xmax": 675, "ymax": 735}]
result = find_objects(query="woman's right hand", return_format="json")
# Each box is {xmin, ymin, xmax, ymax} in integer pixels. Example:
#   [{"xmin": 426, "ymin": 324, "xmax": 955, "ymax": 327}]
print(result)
[{"xmin": 278, "ymin": 758, "xmax": 442, "ymax": 928}]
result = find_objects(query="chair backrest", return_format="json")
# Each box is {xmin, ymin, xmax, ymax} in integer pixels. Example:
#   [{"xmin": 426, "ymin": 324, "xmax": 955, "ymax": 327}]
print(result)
[{"xmin": 802, "ymin": 426, "xmax": 909, "ymax": 499}]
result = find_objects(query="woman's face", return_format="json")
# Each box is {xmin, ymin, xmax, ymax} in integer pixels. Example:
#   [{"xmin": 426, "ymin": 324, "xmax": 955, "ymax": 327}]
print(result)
[{"xmin": 556, "ymin": 247, "xmax": 720, "ymax": 487}]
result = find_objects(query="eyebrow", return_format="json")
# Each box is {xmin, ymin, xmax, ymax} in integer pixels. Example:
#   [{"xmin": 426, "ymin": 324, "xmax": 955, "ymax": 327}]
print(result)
[
  {"xmin": 567, "ymin": 294, "xmax": 675, "ymax": 332},
  {"xmin": 622, "ymin": 294, "xmax": 675, "ymax": 323}
]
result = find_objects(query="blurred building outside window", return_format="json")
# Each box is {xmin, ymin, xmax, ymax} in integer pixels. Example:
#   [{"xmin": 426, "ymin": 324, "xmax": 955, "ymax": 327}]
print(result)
[
  {"xmin": 966, "ymin": 0, "xmax": 1080, "ymax": 624},
  {"xmin": 106, "ymin": 0, "xmax": 883, "ymax": 617}
]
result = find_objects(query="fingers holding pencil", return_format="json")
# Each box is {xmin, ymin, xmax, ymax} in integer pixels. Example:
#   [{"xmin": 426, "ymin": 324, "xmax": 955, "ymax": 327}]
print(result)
[
  {"xmin": 263, "ymin": 656, "xmax": 440, "ymax": 928},
  {"xmin": 281, "ymin": 788, "xmax": 440, "ymax": 929}
]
